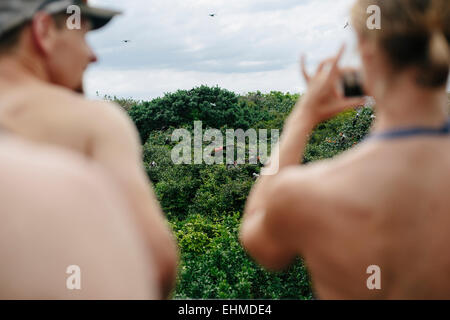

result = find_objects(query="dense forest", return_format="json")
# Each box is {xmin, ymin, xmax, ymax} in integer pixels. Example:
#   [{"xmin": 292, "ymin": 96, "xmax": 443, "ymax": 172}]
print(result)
[{"xmin": 108, "ymin": 85, "xmax": 381, "ymax": 299}]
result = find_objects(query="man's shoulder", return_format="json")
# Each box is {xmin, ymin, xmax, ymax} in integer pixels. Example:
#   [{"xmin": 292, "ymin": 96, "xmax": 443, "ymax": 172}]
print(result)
[
  {"xmin": 0, "ymin": 135, "xmax": 94, "ymax": 176},
  {"xmin": 0, "ymin": 136, "xmax": 106, "ymax": 196},
  {"xmin": 85, "ymin": 98, "xmax": 140, "ymax": 144},
  {"xmin": 31, "ymin": 83, "xmax": 135, "ymax": 134},
  {"xmin": 21, "ymin": 82, "xmax": 84, "ymax": 106},
  {"xmin": 0, "ymin": 135, "xmax": 131, "ymax": 216},
  {"xmin": 22, "ymin": 82, "xmax": 121, "ymax": 115}
]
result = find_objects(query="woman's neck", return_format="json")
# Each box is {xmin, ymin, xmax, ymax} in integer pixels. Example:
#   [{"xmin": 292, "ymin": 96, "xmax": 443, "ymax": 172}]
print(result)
[{"xmin": 370, "ymin": 77, "xmax": 448, "ymax": 134}]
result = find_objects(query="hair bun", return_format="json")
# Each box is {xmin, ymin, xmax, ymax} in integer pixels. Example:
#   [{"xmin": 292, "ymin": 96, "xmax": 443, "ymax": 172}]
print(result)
[{"xmin": 352, "ymin": 0, "xmax": 449, "ymax": 88}]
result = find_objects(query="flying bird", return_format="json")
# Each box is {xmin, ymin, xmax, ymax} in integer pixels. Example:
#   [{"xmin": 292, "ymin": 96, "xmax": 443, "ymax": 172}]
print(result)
[
  {"xmin": 122, "ymin": 40, "xmax": 131, "ymax": 43},
  {"xmin": 209, "ymin": 13, "xmax": 216, "ymax": 17},
  {"xmin": 344, "ymin": 22, "xmax": 349, "ymax": 29}
]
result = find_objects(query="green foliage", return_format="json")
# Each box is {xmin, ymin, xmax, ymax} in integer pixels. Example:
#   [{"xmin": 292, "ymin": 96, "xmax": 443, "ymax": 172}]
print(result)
[
  {"xmin": 172, "ymin": 214, "xmax": 220, "ymax": 255},
  {"xmin": 129, "ymin": 86, "xmax": 245, "ymax": 143},
  {"xmin": 189, "ymin": 165, "xmax": 254, "ymax": 219},
  {"xmin": 237, "ymin": 91, "xmax": 299, "ymax": 130},
  {"xmin": 304, "ymin": 107, "xmax": 374, "ymax": 162},
  {"xmin": 106, "ymin": 86, "xmax": 375, "ymax": 299},
  {"xmin": 153, "ymin": 165, "xmax": 202, "ymax": 219},
  {"xmin": 173, "ymin": 213, "xmax": 313, "ymax": 299},
  {"xmin": 99, "ymin": 93, "xmax": 139, "ymax": 112}
]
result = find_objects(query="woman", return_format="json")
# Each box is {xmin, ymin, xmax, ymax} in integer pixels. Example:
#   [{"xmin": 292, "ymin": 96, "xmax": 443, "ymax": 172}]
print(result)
[{"xmin": 240, "ymin": 0, "xmax": 450, "ymax": 299}]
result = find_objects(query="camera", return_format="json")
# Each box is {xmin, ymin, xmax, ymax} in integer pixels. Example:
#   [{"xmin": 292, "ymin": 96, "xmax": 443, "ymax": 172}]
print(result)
[{"xmin": 341, "ymin": 71, "xmax": 365, "ymax": 97}]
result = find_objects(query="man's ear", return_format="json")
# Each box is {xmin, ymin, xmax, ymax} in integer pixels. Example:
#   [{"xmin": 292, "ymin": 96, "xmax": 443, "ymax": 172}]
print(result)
[{"xmin": 30, "ymin": 12, "xmax": 56, "ymax": 56}]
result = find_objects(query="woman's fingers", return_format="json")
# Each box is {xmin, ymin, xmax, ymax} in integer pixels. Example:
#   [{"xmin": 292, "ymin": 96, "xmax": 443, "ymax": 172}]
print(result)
[
  {"xmin": 302, "ymin": 44, "xmax": 346, "ymax": 83},
  {"xmin": 300, "ymin": 55, "xmax": 310, "ymax": 84},
  {"xmin": 332, "ymin": 45, "xmax": 346, "ymax": 69},
  {"xmin": 330, "ymin": 44, "xmax": 346, "ymax": 78},
  {"xmin": 317, "ymin": 58, "xmax": 335, "ymax": 73},
  {"xmin": 297, "ymin": 44, "xmax": 365, "ymax": 122}
]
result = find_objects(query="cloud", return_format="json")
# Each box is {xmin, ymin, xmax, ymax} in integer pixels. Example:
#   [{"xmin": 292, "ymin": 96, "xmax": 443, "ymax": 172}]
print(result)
[
  {"xmin": 85, "ymin": 0, "xmax": 358, "ymax": 100},
  {"xmin": 85, "ymin": 64, "xmax": 303, "ymax": 101}
]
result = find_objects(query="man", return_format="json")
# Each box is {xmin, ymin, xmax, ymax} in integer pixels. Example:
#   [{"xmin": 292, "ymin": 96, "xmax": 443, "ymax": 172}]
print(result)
[
  {"xmin": 240, "ymin": 43, "xmax": 450, "ymax": 299},
  {"xmin": 0, "ymin": 136, "xmax": 158, "ymax": 299},
  {"xmin": 0, "ymin": 0, "xmax": 177, "ymax": 298}
]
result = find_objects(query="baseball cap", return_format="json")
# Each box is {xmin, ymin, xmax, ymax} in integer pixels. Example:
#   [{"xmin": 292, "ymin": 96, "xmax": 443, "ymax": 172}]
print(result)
[{"xmin": 0, "ymin": 0, "xmax": 122, "ymax": 37}]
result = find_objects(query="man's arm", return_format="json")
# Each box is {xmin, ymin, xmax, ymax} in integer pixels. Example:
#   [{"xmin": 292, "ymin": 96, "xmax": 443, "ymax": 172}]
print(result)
[{"xmin": 88, "ymin": 101, "xmax": 178, "ymax": 299}]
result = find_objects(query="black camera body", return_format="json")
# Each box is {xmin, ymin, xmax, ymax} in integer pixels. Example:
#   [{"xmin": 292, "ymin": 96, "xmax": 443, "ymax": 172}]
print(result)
[{"xmin": 342, "ymin": 71, "xmax": 365, "ymax": 97}]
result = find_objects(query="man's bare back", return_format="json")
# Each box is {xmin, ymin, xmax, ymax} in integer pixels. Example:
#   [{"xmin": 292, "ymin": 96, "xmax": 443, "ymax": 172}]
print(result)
[
  {"xmin": 0, "ymin": 1, "xmax": 177, "ymax": 298},
  {"xmin": 0, "ymin": 70, "xmax": 177, "ymax": 298},
  {"xmin": 0, "ymin": 2, "xmax": 177, "ymax": 297},
  {"xmin": 0, "ymin": 136, "xmax": 157, "ymax": 299}
]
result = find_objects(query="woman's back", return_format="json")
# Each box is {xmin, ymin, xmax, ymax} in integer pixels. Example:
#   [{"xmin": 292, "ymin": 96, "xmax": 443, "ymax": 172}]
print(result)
[{"xmin": 304, "ymin": 135, "xmax": 450, "ymax": 299}]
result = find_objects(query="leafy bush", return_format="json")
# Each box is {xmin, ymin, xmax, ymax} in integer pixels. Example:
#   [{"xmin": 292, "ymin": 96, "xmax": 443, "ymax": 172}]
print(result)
[
  {"xmin": 101, "ymin": 93, "xmax": 139, "ymax": 112},
  {"xmin": 304, "ymin": 107, "xmax": 374, "ymax": 162},
  {"xmin": 189, "ymin": 165, "xmax": 254, "ymax": 219},
  {"xmin": 173, "ymin": 213, "xmax": 313, "ymax": 299},
  {"xmin": 108, "ymin": 86, "xmax": 375, "ymax": 299},
  {"xmin": 129, "ymin": 86, "xmax": 244, "ymax": 143}
]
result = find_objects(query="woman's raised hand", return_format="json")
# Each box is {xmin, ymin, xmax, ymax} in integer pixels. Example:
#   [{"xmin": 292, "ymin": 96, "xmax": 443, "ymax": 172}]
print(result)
[{"xmin": 297, "ymin": 44, "xmax": 365, "ymax": 125}]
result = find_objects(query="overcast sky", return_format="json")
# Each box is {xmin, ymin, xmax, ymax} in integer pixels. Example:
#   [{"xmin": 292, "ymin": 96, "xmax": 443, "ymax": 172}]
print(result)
[{"xmin": 85, "ymin": 0, "xmax": 358, "ymax": 100}]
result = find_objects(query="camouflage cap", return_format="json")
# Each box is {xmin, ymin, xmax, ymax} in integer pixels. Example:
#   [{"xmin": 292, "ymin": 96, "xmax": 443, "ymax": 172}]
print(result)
[{"xmin": 0, "ymin": 0, "xmax": 121, "ymax": 37}]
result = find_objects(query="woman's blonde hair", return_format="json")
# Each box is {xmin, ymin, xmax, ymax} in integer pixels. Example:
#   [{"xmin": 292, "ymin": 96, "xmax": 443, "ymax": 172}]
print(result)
[{"xmin": 351, "ymin": 0, "xmax": 449, "ymax": 88}]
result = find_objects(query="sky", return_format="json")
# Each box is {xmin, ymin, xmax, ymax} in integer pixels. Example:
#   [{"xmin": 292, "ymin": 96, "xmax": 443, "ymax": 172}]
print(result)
[{"xmin": 85, "ymin": 0, "xmax": 359, "ymax": 101}]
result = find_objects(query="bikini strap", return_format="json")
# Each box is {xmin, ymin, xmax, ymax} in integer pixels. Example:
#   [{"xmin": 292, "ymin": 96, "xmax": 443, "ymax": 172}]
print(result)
[{"xmin": 364, "ymin": 117, "xmax": 450, "ymax": 141}]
